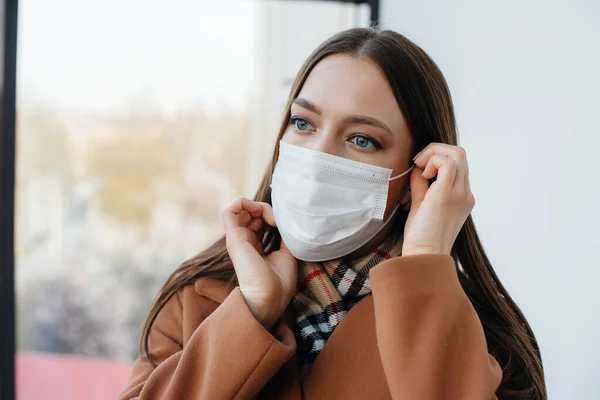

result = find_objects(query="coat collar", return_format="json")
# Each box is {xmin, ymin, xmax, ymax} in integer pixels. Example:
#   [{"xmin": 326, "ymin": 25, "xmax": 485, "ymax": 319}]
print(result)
[
  {"xmin": 263, "ymin": 295, "xmax": 391, "ymax": 399},
  {"xmin": 194, "ymin": 278, "xmax": 390, "ymax": 399}
]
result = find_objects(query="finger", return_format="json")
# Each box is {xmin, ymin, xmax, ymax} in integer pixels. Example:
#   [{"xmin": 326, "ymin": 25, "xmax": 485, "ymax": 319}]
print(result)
[
  {"xmin": 255, "ymin": 238, "xmax": 265, "ymax": 255},
  {"xmin": 223, "ymin": 198, "xmax": 276, "ymax": 232},
  {"xmin": 257, "ymin": 227, "xmax": 266, "ymax": 242},
  {"xmin": 409, "ymin": 166, "xmax": 429, "ymax": 207},
  {"xmin": 237, "ymin": 210, "xmax": 252, "ymax": 227},
  {"xmin": 422, "ymin": 154, "xmax": 457, "ymax": 189},
  {"xmin": 463, "ymin": 158, "xmax": 471, "ymax": 188},
  {"xmin": 413, "ymin": 142, "xmax": 458, "ymax": 161},
  {"xmin": 414, "ymin": 143, "xmax": 467, "ymax": 187},
  {"xmin": 247, "ymin": 217, "xmax": 263, "ymax": 233},
  {"xmin": 242, "ymin": 199, "xmax": 264, "ymax": 216},
  {"xmin": 226, "ymin": 197, "xmax": 264, "ymax": 217},
  {"xmin": 222, "ymin": 198, "xmax": 245, "ymax": 232},
  {"xmin": 258, "ymin": 202, "xmax": 277, "ymax": 227},
  {"xmin": 238, "ymin": 199, "xmax": 277, "ymax": 227}
]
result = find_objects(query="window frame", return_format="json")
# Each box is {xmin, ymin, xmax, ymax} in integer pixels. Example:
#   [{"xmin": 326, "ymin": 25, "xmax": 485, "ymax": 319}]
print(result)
[
  {"xmin": 0, "ymin": 0, "xmax": 18, "ymax": 398},
  {"xmin": 293, "ymin": 0, "xmax": 380, "ymax": 23}
]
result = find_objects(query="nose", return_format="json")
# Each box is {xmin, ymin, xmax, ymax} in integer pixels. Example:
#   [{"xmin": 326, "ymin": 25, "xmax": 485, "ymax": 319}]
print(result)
[{"xmin": 309, "ymin": 130, "xmax": 340, "ymax": 157}]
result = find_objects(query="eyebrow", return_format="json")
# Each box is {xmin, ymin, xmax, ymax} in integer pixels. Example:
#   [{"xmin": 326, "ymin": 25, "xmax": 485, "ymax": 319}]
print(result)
[
  {"xmin": 292, "ymin": 97, "xmax": 393, "ymax": 136},
  {"xmin": 293, "ymin": 98, "xmax": 322, "ymax": 114}
]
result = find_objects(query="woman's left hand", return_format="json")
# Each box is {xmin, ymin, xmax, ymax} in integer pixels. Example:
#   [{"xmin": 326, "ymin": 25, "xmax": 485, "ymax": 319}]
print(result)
[{"xmin": 402, "ymin": 143, "xmax": 476, "ymax": 256}]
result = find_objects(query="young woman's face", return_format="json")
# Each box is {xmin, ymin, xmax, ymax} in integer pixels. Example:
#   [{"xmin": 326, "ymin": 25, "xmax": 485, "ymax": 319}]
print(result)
[{"xmin": 281, "ymin": 54, "xmax": 414, "ymax": 217}]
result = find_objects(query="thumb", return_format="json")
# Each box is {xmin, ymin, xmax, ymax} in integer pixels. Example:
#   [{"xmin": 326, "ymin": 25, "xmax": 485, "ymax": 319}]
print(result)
[{"xmin": 409, "ymin": 166, "xmax": 429, "ymax": 207}]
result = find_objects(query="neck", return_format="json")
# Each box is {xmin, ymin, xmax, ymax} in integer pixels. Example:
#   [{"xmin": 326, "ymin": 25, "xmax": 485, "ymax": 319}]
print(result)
[{"xmin": 342, "ymin": 210, "xmax": 406, "ymax": 261}]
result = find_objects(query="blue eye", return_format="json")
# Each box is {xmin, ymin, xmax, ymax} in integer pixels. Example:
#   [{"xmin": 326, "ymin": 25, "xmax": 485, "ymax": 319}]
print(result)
[
  {"xmin": 290, "ymin": 117, "xmax": 314, "ymax": 132},
  {"xmin": 349, "ymin": 135, "xmax": 381, "ymax": 149}
]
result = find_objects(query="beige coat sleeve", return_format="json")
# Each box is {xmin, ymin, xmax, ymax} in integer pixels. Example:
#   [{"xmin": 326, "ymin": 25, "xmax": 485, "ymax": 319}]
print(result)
[
  {"xmin": 369, "ymin": 254, "xmax": 503, "ymax": 400},
  {"xmin": 118, "ymin": 286, "xmax": 296, "ymax": 400}
]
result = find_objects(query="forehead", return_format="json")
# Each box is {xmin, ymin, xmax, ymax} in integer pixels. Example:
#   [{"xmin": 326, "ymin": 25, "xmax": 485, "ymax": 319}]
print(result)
[{"xmin": 296, "ymin": 54, "xmax": 405, "ymax": 130}]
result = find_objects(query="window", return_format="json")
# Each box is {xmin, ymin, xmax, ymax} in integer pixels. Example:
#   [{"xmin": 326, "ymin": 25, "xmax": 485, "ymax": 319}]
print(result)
[{"xmin": 11, "ymin": 1, "xmax": 377, "ymax": 398}]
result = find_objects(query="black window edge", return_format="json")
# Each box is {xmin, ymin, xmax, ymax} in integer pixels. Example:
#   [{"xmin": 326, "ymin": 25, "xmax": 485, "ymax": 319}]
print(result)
[
  {"xmin": 366, "ymin": 0, "xmax": 379, "ymax": 25},
  {"xmin": 277, "ymin": 0, "xmax": 380, "ymax": 25},
  {"xmin": 0, "ymin": 0, "xmax": 18, "ymax": 399}
]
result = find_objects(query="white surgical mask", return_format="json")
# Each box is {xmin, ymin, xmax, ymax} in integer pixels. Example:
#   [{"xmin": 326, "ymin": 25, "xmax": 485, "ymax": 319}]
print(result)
[{"xmin": 270, "ymin": 141, "xmax": 414, "ymax": 262}]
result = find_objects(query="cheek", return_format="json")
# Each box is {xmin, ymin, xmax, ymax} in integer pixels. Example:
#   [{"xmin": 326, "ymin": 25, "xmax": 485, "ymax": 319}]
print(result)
[
  {"xmin": 281, "ymin": 128, "xmax": 303, "ymax": 146},
  {"xmin": 280, "ymin": 129, "xmax": 293, "ymax": 143},
  {"xmin": 384, "ymin": 178, "xmax": 409, "ymax": 217}
]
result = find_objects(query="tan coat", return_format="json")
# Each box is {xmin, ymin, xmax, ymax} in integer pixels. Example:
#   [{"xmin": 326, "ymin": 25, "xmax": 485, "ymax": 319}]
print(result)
[{"xmin": 119, "ymin": 254, "xmax": 502, "ymax": 399}]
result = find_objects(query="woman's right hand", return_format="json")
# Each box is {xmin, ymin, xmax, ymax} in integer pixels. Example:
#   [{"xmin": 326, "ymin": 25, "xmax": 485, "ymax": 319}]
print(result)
[{"xmin": 223, "ymin": 198, "xmax": 298, "ymax": 330}]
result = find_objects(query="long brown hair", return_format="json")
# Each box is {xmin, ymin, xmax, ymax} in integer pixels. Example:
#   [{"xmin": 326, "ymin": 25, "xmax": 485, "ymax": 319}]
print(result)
[{"xmin": 141, "ymin": 27, "xmax": 546, "ymax": 398}]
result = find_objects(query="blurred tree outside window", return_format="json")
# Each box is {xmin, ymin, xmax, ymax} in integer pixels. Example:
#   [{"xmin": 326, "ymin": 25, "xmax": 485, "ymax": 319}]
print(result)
[{"xmin": 15, "ymin": 0, "xmax": 370, "ymax": 398}]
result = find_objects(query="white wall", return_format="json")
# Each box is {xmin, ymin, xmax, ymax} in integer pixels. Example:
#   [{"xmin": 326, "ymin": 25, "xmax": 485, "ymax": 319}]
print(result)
[{"xmin": 381, "ymin": 1, "xmax": 600, "ymax": 398}]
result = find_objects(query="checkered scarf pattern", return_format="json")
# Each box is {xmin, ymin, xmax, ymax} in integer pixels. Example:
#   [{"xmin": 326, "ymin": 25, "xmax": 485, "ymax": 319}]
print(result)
[{"xmin": 290, "ymin": 232, "xmax": 404, "ymax": 376}]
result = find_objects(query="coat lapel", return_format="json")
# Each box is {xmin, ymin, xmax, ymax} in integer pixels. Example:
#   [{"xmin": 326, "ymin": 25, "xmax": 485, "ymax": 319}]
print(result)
[
  {"xmin": 261, "ymin": 295, "xmax": 391, "ymax": 399},
  {"xmin": 258, "ymin": 305, "xmax": 303, "ymax": 400}
]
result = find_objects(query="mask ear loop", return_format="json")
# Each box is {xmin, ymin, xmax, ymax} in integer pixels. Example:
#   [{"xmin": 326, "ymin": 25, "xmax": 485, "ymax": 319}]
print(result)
[
  {"xmin": 388, "ymin": 164, "xmax": 415, "ymax": 181},
  {"xmin": 387, "ymin": 165, "xmax": 415, "ymax": 212}
]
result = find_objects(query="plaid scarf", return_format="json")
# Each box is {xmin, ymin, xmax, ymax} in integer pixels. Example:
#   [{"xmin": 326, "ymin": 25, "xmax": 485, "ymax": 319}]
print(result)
[{"xmin": 290, "ymin": 232, "xmax": 404, "ymax": 376}]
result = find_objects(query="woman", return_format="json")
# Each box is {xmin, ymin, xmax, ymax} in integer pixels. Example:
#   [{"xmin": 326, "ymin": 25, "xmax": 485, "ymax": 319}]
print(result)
[{"xmin": 119, "ymin": 28, "xmax": 546, "ymax": 399}]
